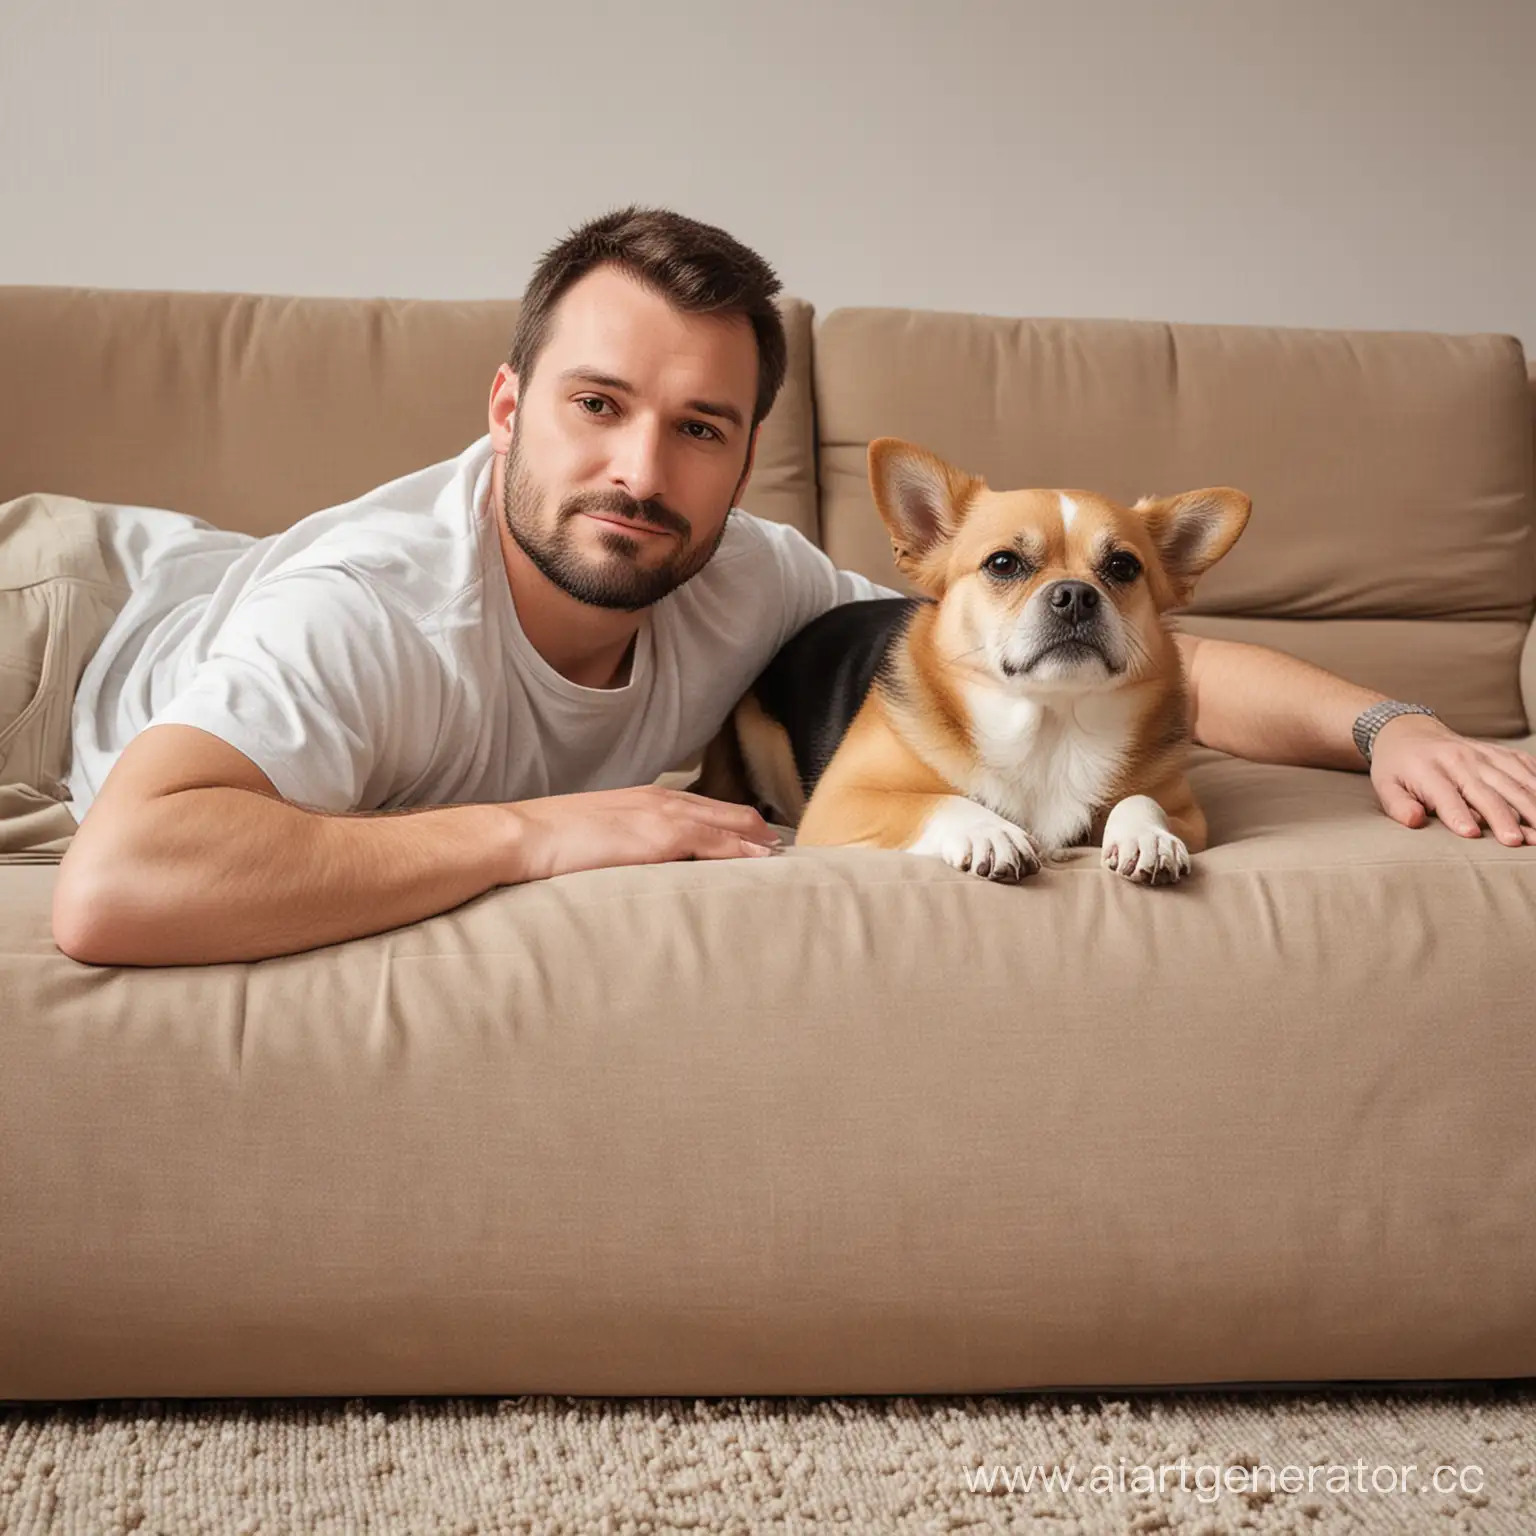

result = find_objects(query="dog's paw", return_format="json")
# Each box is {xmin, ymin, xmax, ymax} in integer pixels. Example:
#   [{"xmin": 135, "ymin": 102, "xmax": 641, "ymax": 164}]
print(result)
[
  {"xmin": 1100, "ymin": 794, "xmax": 1192, "ymax": 886},
  {"xmin": 907, "ymin": 796, "xmax": 1041, "ymax": 882},
  {"xmin": 1102, "ymin": 827, "xmax": 1190, "ymax": 885}
]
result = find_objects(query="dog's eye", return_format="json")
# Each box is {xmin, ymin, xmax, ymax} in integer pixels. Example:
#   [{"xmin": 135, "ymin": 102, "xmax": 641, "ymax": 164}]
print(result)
[
  {"xmin": 984, "ymin": 551, "xmax": 1025, "ymax": 578},
  {"xmin": 1104, "ymin": 552, "xmax": 1142, "ymax": 583}
]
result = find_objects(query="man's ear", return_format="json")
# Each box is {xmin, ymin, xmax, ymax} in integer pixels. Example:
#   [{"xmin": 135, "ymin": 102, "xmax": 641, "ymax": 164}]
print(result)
[
  {"xmin": 1133, "ymin": 487, "xmax": 1252, "ymax": 608},
  {"xmin": 488, "ymin": 364, "xmax": 520, "ymax": 451},
  {"xmin": 868, "ymin": 437, "xmax": 985, "ymax": 591}
]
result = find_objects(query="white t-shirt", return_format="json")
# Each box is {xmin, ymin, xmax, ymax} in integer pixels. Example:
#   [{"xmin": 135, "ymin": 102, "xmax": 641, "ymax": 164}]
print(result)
[{"xmin": 66, "ymin": 435, "xmax": 900, "ymax": 823}]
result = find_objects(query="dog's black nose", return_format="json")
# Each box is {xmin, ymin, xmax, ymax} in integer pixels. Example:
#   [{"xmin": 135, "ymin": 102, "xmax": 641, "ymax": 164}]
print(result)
[{"xmin": 1047, "ymin": 580, "xmax": 1100, "ymax": 626}]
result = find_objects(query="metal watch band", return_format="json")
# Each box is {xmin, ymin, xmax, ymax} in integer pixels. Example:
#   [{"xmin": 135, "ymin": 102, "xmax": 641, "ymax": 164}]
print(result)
[{"xmin": 1352, "ymin": 700, "xmax": 1437, "ymax": 764}]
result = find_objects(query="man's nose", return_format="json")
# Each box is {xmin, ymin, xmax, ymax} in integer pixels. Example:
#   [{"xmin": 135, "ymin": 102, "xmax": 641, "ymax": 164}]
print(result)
[{"xmin": 608, "ymin": 417, "xmax": 668, "ymax": 504}]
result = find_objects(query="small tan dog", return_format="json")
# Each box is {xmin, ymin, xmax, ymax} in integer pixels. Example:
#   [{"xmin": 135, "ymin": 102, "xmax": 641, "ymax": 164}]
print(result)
[{"xmin": 697, "ymin": 436, "xmax": 1251, "ymax": 884}]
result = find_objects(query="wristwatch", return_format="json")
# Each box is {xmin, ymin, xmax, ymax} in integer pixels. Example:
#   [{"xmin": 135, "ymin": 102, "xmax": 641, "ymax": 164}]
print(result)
[{"xmin": 1352, "ymin": 700, "xmax": 1437, "ymax": 764}]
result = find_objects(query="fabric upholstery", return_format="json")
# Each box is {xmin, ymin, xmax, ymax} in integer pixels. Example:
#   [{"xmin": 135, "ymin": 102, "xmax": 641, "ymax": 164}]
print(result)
[{"xmin": 2, "ymin": 747, "xmax": 1534, "ymax": 1397}]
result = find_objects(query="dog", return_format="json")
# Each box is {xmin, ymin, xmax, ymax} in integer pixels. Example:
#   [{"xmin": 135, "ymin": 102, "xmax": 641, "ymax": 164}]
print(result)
[{"xmin": 696, "ymin": 437, "xmax": 1251, "ymax": 885}]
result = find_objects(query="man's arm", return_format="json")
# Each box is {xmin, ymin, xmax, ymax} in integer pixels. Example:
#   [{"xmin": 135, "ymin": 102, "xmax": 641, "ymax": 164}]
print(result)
[
  {"xmin": 1174, "ymin": 631, "xmax": 1383, "ymax": 770},
  {"xmin": 52, "ymin": 725, "xmax": 519, "ymax": 966},
  {"xmin": 1175, "ymin": 632, "xmax": 1536, "ymax": 845},
  {"xmin": 52, "ymin": 726, "xmax": 781, "ymax": 967}
]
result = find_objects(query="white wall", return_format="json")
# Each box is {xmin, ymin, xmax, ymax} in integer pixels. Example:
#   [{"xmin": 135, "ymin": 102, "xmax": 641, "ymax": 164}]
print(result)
[{"xmin": 2, "ymin": 0, "xmax": 1532, "ymax": 352}]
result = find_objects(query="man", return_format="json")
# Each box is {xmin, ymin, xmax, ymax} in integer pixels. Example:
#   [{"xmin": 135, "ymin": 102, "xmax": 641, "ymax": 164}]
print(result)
[{"xmin": 4, "ymin": 206, "xmax": 1530, "ymax": 967}]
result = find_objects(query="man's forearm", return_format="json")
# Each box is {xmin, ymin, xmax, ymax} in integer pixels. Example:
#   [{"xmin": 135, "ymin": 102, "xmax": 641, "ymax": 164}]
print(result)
[
  {"xmin": 1178, "ymin": 633, "xmax": 1387, "ymax": 770},
  {"xmin": 54, "ymin": 788, "xmax": 521, "ymax": 967}
]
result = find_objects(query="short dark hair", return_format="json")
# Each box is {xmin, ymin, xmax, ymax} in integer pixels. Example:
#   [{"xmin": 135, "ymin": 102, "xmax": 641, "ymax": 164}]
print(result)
[{"xmin": 508, "ymin": 205, "xmax": 788, "ymax": 433}]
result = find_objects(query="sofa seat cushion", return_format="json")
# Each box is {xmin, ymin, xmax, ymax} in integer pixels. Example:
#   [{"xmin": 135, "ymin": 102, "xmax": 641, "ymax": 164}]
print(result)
[{"xmin": 2, "ymin": 743, "xmax": 1534, "ymax": 1398}]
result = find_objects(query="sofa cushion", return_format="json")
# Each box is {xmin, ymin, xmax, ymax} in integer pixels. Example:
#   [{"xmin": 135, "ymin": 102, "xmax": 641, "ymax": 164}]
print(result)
[
  {"xmin": 4, "ymin": 743, "xmax": 1533, "ymax": 1398},
  {"xmin": 816, "ymin": 311, "xmax": 1536, "ymax": 736},
  {"xmin": 0, "ymin": 288, "xmax": 818, "ymax": 541}
]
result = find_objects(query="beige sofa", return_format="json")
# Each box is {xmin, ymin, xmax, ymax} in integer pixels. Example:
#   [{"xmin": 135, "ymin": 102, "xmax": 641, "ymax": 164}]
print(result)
[{"xmin": 2, "ymin": 287, "xmax": 1534, "ymax": 1401}]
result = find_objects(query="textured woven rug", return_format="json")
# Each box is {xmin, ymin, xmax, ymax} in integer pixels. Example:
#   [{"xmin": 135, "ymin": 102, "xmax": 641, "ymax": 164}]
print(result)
[{"xmin": 3, "ymin": 1385, "xmax": 1533, "ymax": 1533}]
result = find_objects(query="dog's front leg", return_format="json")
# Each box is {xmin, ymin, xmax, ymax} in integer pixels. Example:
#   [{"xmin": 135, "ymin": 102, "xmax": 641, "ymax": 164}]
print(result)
[
  {"xmin": 1100, "ymin": 780, "xmax": 1206, "ymax": 885},
  {"xmin": 800, "ymin": 786, "xmax": 1042, "ymax": 882}
]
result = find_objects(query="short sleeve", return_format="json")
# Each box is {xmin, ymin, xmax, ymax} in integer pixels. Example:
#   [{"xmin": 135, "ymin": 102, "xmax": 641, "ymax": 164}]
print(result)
[
  {"xmin": 145, "ymin": 567, "xmax": 448, "ymax": 812},
  {"xmin": 747, "ymin": 517, "xmax": 905, "ymax": 651}
]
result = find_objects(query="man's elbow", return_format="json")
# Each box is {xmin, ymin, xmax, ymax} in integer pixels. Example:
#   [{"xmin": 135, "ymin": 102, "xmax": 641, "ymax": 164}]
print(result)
[
  {"xmin": 52, "ymin": 854, "xmax": 147, "ymax": 966},
  {"xmin": 52, "ymin": 867, "xmax": 114, "ymax": 964},
  {"xmin": 51, "ymin": 866, "xmax": 119, "ymax": 958}
]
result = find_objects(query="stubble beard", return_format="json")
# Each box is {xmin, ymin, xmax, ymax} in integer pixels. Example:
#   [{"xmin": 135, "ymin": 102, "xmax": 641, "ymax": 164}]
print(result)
[{"xmin": 501, "ymin": 416, "xmax": 732, "ymax": 613}]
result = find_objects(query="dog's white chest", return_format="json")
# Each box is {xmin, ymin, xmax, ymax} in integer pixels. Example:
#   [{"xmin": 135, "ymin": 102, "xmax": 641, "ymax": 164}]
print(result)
[{"xmin": 961, "ymin": 687, "xmax": 1129, "ymax": 850}]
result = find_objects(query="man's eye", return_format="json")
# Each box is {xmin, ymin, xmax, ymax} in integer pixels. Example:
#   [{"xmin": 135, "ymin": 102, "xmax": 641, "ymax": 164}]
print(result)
[
  {"xmin": 576, "ymin": 396, "xmax": 612, "ymax": 416},
  {"xmin": 1105, "ymin": 552, "xmax": 1142, "ymax": 583},
  {"xmin": 682, "ymin": 422, "xmax": 721, "ymax": 442}
]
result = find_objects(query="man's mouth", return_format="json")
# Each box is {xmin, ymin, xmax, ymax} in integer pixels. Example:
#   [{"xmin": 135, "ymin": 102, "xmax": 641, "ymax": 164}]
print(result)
[{"xmin": 584, "ymin": 511, "xmax": 673, "ymax": 538}]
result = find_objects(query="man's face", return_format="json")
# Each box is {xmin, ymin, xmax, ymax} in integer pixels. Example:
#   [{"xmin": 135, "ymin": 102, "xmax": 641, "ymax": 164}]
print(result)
[{"xmin": 495, "ymin": 265, "xmax": 760, "ymax": 612}]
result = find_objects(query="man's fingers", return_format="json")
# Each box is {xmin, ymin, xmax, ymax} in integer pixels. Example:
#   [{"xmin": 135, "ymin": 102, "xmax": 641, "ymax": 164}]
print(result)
[
  {"xmin": 1470, "ymin": 764, "xmax": 1536, "ymax": 846},
  {"xmin": 1393, "ymin": 743, "xmax": 1536, "ymax": 846},
  {"xmin": 1376, "ymin": 776, "xmax": 1428, "ymax": 829},
  {"xmin": 655, "ymin": 786, "xmax": 780, "ymax": 843},
  {"xmin": 1478, "ymin": 746, "xmax": 1536, "ymax": 798},
  {"xmin": 1470, "ymin": 743, "xmax": 1536, "ymax": 800},
  {"xmin": 1443, "ymin": 755, "xmax": 1536, "ymax": 846},
  {"xmin": 1417, "ymin": 769, "xmax": 1481, "ymax": 836},
  {"xmin": 1459, "ymin": 782, "xmax": 1527, "ymax": 847},
  {"xmin": 687, "ymin": 830, "xmax": 782, "ymax": 862},
  {"xmin": 1477, "ymin": 743, "xmax": 1536, "ymax": 782},
  {"xmin": 654, "ymin": 792, "xmax": 780, "ymax": 841},
  {"xmin": 709, "ymin": 803, "xmax": 781, "ymax": 845}
]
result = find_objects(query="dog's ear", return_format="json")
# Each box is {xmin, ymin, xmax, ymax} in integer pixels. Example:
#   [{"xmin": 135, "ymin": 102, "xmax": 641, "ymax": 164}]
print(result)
[
  {"xmin": 868, "ymin": 438, "xmax": 985, "ymax": 591},
  {"xmin": 1132, "ymin": 487, "xmax": 1252, "ymax": 608}
]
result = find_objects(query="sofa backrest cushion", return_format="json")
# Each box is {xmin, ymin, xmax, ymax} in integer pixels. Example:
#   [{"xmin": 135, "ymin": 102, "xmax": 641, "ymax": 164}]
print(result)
[
  {"xmin": 0, "ymin": 287, "xmax": 819, "ymax": 543},
  {"xmin": 815, "ymin": 310, "xmax": 1536, "ymax": 736}
]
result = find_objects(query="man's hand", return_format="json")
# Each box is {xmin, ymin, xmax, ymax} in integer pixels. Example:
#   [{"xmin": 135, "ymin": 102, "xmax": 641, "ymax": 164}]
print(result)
[
  {"xmin": 1176, "ymin": 633, "xmax": 1536, "ymax": 847},
  {"xmin": 505, "ymin": 785, "xmax": 784, "ymax": 882},
  {"xmin": 1370, "ymin": 715, "xmax": 1536, "ymax": 846}
]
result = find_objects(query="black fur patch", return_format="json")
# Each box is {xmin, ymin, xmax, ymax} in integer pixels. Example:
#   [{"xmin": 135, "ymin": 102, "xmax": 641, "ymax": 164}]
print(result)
[{"xmin": 753, "ymin": 598, "xmax": 925, "ymax": 799}]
